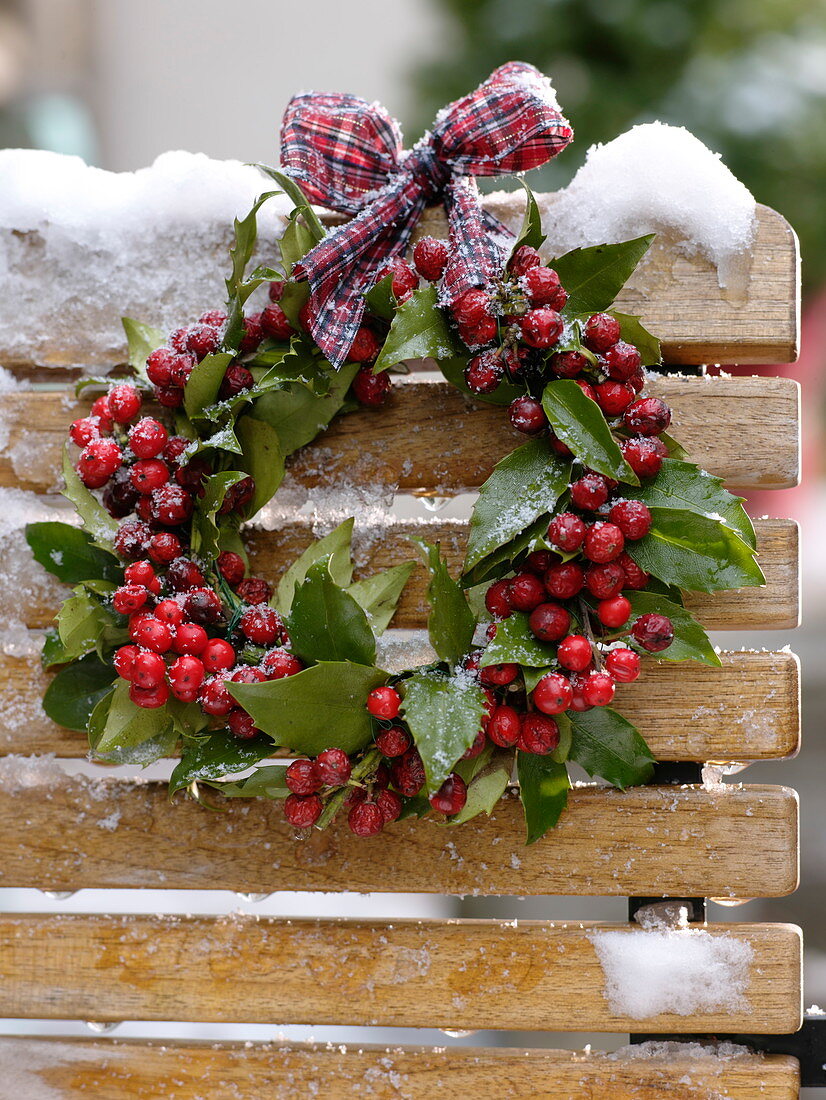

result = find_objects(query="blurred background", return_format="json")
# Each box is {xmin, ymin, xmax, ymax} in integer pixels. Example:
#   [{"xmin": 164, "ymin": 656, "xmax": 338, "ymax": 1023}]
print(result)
[{"xmin": 1, "ymin": 0, "xmax": 823, "ymax": 1083}]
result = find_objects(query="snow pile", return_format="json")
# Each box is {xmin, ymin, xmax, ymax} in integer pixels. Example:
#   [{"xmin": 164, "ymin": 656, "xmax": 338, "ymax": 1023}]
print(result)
[
  {"xmin": 539, "ymin": 122, "xmax": 757, "ymax": 285},
  {"xmin": 0, "ymin": 753, "xmax": 67, "ymax": 791},
  {"xmin": 0, "ymin": 149, "xmax": 292, "ymax": 369},
  {"xmin": 589, "ymin": 926, "xmax": 754, "ymax": 1018}
]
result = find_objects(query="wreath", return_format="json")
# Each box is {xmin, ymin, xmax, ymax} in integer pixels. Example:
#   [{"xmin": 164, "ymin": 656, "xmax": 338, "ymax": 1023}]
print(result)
[{"xmin": 30, "ymin": 64, "xmax": 763, "ymax": 844}]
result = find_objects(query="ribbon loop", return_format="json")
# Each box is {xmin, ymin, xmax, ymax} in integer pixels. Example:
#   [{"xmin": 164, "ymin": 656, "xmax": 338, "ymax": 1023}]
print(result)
[{"xmin": 280, "ymin": 63, "xmax": 573, "ymax": 367}]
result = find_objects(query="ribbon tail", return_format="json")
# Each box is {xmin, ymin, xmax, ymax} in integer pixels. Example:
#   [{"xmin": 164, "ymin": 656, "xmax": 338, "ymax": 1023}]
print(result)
[{"xmin": 440, "ymin": 177, "xmax": 507, "ymax": 309}]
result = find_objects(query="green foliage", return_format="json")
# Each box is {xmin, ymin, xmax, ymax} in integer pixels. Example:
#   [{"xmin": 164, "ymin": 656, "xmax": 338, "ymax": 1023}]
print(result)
[
  {"xmin": 42, "ymin": 652, "xmax": 115, "ymax": 732},
  {"xmin": 554, "ymin": 237, "xmax": 653, "ymax": 314},
  {"xmin": 170, "ymin": 733, "xmax": 275, "ymax": 795},
  {"xmin": 412, "ymin": 538, "xmax": 475, "ymax": 667},
  {"xmin": 184, "ymin": 352, "xmax": 234, "ymax": 420},
  {"xmin": 541, "ymin": 379, "xmax": 638, "ymax": 484},
  {"xmin": 89, "ymin": 678, "xmax": 173, "ymax": 756},
  {"xmin": 273, "ymin": 519, "xmax": 355, "ymax": 614},
  {"xmin": 25, "ymin": 522, "xmax": 121, "ymax": 585},
  {"xmin": 517, "ymin": 751, "xmax": 570, "ymax": 844},
  {"xmin": 288, "ymin": 559, "xmax": 377, "ymax": 666},
  {"xmin": 61, "ymin": 447, "xmax": 119, "ymax": 551},
  {"xmin": 511, "ymin": 180, "xmax": 546, "ymax": 254},
  {"xmin": 479, "ymin": 611, "xmax": 557, "ymax": 669},
  {"xmin": 249, "ymin": 363, "xmax": 358, "ymax": 455},
  {"xmin": 372, "ymin": 284, "xmax": 462, "ymax": 372},
  {"xmin": 635, "ymin": 458, "xmax": 756, "ymax": 549},
  {"xmin": 347, "ymin": 562, "xmax": 415, "ymax": 635},
  {"xmin": 568, "ymin": 708, "xmax": 655, "ymax": 789},
  {"xmin": 235, "ymin": 414, "xmax": 284, "ymax": 519},
  {"xmin": 122, "ymin": 317, "xmax": 164, "ymax": 383},
  {"xmin": 447, "ymin": 749, "xmax": 512, "ymax": 825},
  {"xmin": 400, "ymin": 670, "xmax": 487, "ymax": 792},
  {"xmin": 624, "ymin": 590, "xmax": 721, "ymax": 666}
]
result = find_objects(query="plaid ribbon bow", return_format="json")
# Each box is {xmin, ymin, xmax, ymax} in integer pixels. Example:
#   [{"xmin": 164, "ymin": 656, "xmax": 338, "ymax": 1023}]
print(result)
[{"xmin": 280, "ymin": 62, "xmax": 573, "ymax": 368}]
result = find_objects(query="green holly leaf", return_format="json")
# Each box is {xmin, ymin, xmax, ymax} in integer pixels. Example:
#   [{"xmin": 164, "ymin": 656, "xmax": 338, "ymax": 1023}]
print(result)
[
  {"xmin": 122, "ymin": 317, "xmax": 165, "ymax": 383},
  {"xmin": 235, "ymin": 414, "xmax": 284, "ymax": 519},
  {"xmin": 25, "ymin": 521, "xmax": 121, "ymax": 585},
  {"xmin": 278, "ymin": 208, "xmax": 318, "ymax": 271},
  {"xmin": 191, "ymin": 470, "xmax": 248, "ymax": 561},
  {"xmin": 635, "ymin": 458, "xmax": 756, "ymax": 550},
  {"xmin": 42, "ymin": 627, "xmax": 72, "ymax": 668},
  {"xmin": 464, "ymin": 437, "xmax": 571, "ymax": 576},
  {"xmin": 479, "ymin": 611, "xmax": 557, "ymax": 669},
  {"xmin": 517, "ymin": 751, "xmax": 570, "ymax": 844},
  {"xmin": 56, "ymin": 590, "xmax": 110, "ymax": 662},
  {"xmin": 632, "ymin": 507, "xmax": 765, "ymax": 593},
  {"xmin": 511, "ymin": 180, "xmax": 546, "ymax": 255},
  {"xmin": 364, "ymin": 272, "xmax": 396, "ymax": 321},
  {"xmin": 223, "ymin": 189, "xmax": 284, "ymax": 351},
  {"xmin": 373, "ymin": 284, "xmax": 462, "ymax": 373},
  {"xmin": 249, "ymin": 363, "xmax": 358, "ymax": 455},
  {"xmin": 462, "ymin": 514, "xmax": 551, "ymax": 590},
  {"xmin": 42, "ymin": 652, "xmax": 116, "ymax": 732},
  {"xmin": 569, "ymin": 708, "xmax": 655, "ymax": 789},
  {"xmin": 613, "ymin": 311, "xmax": 662, "ymax": 367},
  {"xmin": 273, "ymin": 519, "xmax": 355, "ymax": 615},
  {"xmin": 183, "ymin": 352, "xmax": 234, "ymax": 420},
  {"xmin": 447, "ymin": 749, "xmax": 512, "ymax": 825},
  {"xmin": 206, "ymin": 765, "xmax": 290, "ymax": 800},
  {"xmin": 438, "ymin": 355, "xmax": 524, "ymax": 407},
  {"xmin": 347, "ymin": 561, "xmax": 415, "ymax": 635},
  {"xmin": 412, "ymin": 538, "xmax": 475, "ymax": 668},
  {"xmin": 89, "ymin": 678, "xmax": 174, "ymax": 756},
  {"xmin": 288, "ymin": 559, "xmax": 377, "ymax": 666},
  {"xmin": 61, "ymin": 447, "xmax": 119, "ymax": 551},
  {"xmin": 624, "ymin": 590, "xmax": 721, "ymax": 666},
  {"xmin": 253, "ymin": 166, "xmax": 326, "ymax": 243},
  {"xmin": 169, "ymin": 732, "xmax": 275, "ymax": 796},
  {"xmin": 542, "ymin": 379, "xmax": 639, "ymax": 484},
  {"xmin": 553, "ymin": 235, "xmax": 654, "ymax": 314},
  {"xmin": 400, "ymin": 669, "xmax": 486, "ymax": 792},
  {"xmin": 228, "ymin": 661, "xmax": 386, "ymax": 756}
]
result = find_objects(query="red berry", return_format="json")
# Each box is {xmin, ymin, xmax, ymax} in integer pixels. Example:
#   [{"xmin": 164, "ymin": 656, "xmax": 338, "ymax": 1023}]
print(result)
[
  {"xmin": 462, "ymin": 728, "xmax": 487, "ymax": 759},
  {"xmin": 544, "ymin": 562, "xmax": 584, "ymax": 600},
  {"xmin": 267, "ymin": 282, "xmax": 285, "ymax": 302},
  {"xmin": 202, "ymin": 638, "xmax": 235, "ymax": 672},
  {"xmin": 154, "ymin": 599, "xmax": 184, "ymax": 627},
  {"xmin": 376, "ymin": 789, "xmax": 403, "ymax": 824},
  {"xmin": 146, "ymin": 348, "xmax": 178, "ymax": 387},
  {"xmin": 262, "ymin": 648, "xmax": 303, "ymax": 680},
  {"xmin": 570, "ymin": 474, "xmax": 609, "ymax": 511},
  {"xmin": 528, "ymin": 602, "xmax": 571, "ymax": 643},
  {"xmin": 547, "ymin": 512, "xmax": 586, "ymax": 552},
  {"xmin": 70, "ymin": 417, "xmax": 100, "ymax": 447},
  {"xmin": 149, "ymin": 484, "xmax": 193, "ymax": 526},
  {"xmin": 130, "ymin": 459, "xmax": 170, "ymax": 495},
  {"xmin": 582, "ymin": 671, "xmax": 615, "ymax": 707},
  {"xmin": 316, "ymin": 748, "xmax": 352, "ymax": 786},
  {"xmin": 113, "ymin": 646, "xmax": 140, "ymax": 684},
  {"xmin": 198, "ymin": 677, "xmax": 234, "ymax": 716},
  {"xmin": 131, "ymin": 617, "xmax": 173, "ymax": 654},
  {"xmin": 453, "ymin": 288, "xmax": 492, "ymax": 327},
  {"xmin": 236, "ymin": 577, "xmax": 272, "ymax": 605},
  {"xmin": 173, "ymin": 623, "xmax": 208, "ymax": 656},
  {"xmin": 230, "ymin": 667, "xmax": 267, "ymax": 685},
  {"xmin": 297, "ymin": 300, "xmax": 314, "ymax": 332},
  {"xmin": 219, "ymin": 363, "xmax": 254, "ymax": 400},
  {"xmin": 166, "ymin": 558, "xmax": 205, "ymax": 592},
  {"xmin": 147, "ymin": 532, "xmax": 180, "ymax": 565},
  {"xmin": 367, "ymin": 686, "xmax": 401, "ymax": 720},
  {"xmin": 112, "ymin": 584, "xmax": 147, "ymax": 615},
  {"xmin": 606, "ymin": 647, "xmax": 641, "ymax": 683},
  {"xmin": 128, "ymin": 417, "xmax": 168, "ymax": 459},
  {"xmin": 621, "ymin": 437, "xmax": 667, "ymax": 479},
  {"xmin": 480, "ymin": 662, "xmax": 519, "ymax": 687},
  {"xmin": 465, "ymin": 351, "xmax": 502, "ymax": 394},
  {"xmin": 77, "ymin": 438, "xmax": 123, "ymax": 488},
  {"xmin": 461, "ymin": 316, "xmax": 497, "ymax": 347},
  {"xmin": 533, "ymin": 672, "xmax": 573, "ymax": 716},
  {"xmin": 286, "ymin": 758, "xmax": 322, "ymax": 796},
  {"xmin": 583, "ymin": 312, "xmax": 621, "ymax": 352},
  {"xmin": 227, "ymin": 707, "xmax": 262, "ymax": 739},
  {"xmin": 175, "ymin": 454, "xmax": 212, "ymax": 495},
  {"xmin": 509, "ymin": 245, "xmax": 542, "ymax": 277},
  {"xmin": 624, "ymin": 397, "xmax": 671, "ymax": 437},
  {"xmin": 598, "ymin": 595, "xmax": 632, "ymax": 628},
  {"xmin": 549, "ymin": 432, "xmax": 573, "ymax": 458},
  {"xmin": 239, "ymin": 313, "xmax": 264, "ymax": 355},
  {"xmin": 113, "ymin": 519, "xmax": 151, "ymax": 560},
  {"xmin": 524, "ymin": 550, "xmax": 558, "ymax": 576},
  {"xmin": 585, "ymin": 561, "xmax": 626, "ymax": 600},
  {"xmin": 154, "ymin": 384, "xmax": 185, "ymax": 408},
  {"xmin": 509, "ymin": 395, "xmax": 548, "ymax": 435},
  {"xmin": 602, "ymin": 341, "xmax": 642, "ymax": 381},
  {"xmin": 352, "ymin": 365, "xmax": 391, "ymax": 407},
  {"xmin": 429, "ymin": 773, "xmax": 467, "ymax": 816},
  {"xmin": 199, "ymin": 309, "xmax": 228, "ymax": 330},
  {"xmin": 185, "ymin": 587, "xmax": 223, "ymax": 625},
  {"xmin": 285, "ymin": 793, "xmax": 322, "ymax": 828},
  {"xmin": 521, "ymin": 307, "xmax": 563, "ymax": 349},
  {"xmin": 386, "ymin": 259, "xmax": 419, "ymax": 303},
  {"xmin": 168, "ymin": 655, "xmax": 206, "ymax": 699},
  {"xmin": 617, "ymin": 551, "xmax": 650, "ymax": 590},
  {"xmin": 129, "ymin": 681, "xmax": 169, "ymax": 709},
  {"xmin": 632, "ymin": 613, "xmax": 674, "ymax": 652},
  {"xmin": 575, "ymin": 379, "xmax": 598, "ymax": 402},
  {"xmin": 375, "ymin": 725, "xmax": 411, "ymax": 758},
  {"xmin": 609, "ymin": 500, "xmax": 652, "ymax": 540},
  {"xmin": 583, "ymin": 522, "xmax": 625, "ymax": 564},
  {"xmin": 518, "ymin": 713, "xmax": 559, "ymax": 755},
  {"xmin": 488, "ymin": 704, "xmax": 521, "ymax": 748},
  {"xmin": 413, "ymin": 236, "xmax": 449, "ymax": 282},
  {"xmin": 240, "ymin": 607, "xmax": 284, "ymax": 646},
  {"xmin": 260, "ymin": 304, "xmax": 294, "ymax": 341},
  {"xmin": 186, "ymin": 323, "xmax": 222, "ymax": 361},
  {"xmin": 389, "ymin": 748, "xmax": 425, "ymax": 797},
  {"xmin": 523, "ymin": 266, "xmax": 563, "ymax": 307},
  {"xmin": 508, "ymin": 572, "xmax": 546, "ymax": 613},
  {"xmin": 108, "ymin": 384, "xmax": 142, "ymax": 424},
  {"xmin": 485, "ymin": 579, "xmax": 512, "ymax": 619},
  {"xmin": 215, "ymin": 551, "xmax": 244, "ymax": 588},
  {"xmin": 348, "ymin": 326, "xmax": 380, "ymax": 364},
  {"xmin": 125, "ymin": 560, "xmax": 157, "ymax": 589},
  {"xmin": 550, "ymin": 350, "xmax": 589, "ymax": 378},
  {"xmin": 627, "ymin": 369, "xmax": 645, "ymax": 394},
  {"xmin": 557, "ymin": 634, "xmax": 592, "ymax": 672},
  {"xmin": 595, "ymin": 380, "xmax": 635, "ymax": 416},
  {"xmin": 348, "ymin": 800, "xmax": 385, "ymax": 836}
]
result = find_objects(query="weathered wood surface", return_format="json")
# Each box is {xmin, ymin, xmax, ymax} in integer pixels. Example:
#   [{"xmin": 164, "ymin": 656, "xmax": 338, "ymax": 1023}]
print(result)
[
  {"xmin": 0, "ymin": 649, "xmax": 800, "ymax": 762},
  {"xmin": 0, "ymin": 1037, "xmax": 800, "ymax": 1100},
  {"xmin": 0, "ymin": 780, "xmax": 798, "ymax": 897},
  {"xmin": 0, "ymin": 914, "xmax": 802, "ymax": 1033},
  {"xmin": 0, "ymin": 376, "xmax": 800, "ymax": 494}
]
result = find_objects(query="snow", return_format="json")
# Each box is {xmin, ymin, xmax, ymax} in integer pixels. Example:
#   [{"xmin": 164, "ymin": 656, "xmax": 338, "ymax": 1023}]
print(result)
[
  {"xmin": 0, "ymin": 149, "xmax": 292, "ymax": 369},
  {"xmin": 0, "ymin": 753, "xmax": 67, "ymax": 791},
  {"xmin": 536, "ymin": 122, "xmax": 757, "ymax": 286},
  {"xmin": 588, "ymin": 926, "xmax": 754, "ymax": 1018}
]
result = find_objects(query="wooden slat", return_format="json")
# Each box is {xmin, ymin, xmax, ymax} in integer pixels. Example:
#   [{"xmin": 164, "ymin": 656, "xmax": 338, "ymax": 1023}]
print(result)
[
  {"xmin": 0, "ymin": 1037, "xmax": 800, "ymax": 1099},
  {"xmin": 0, "ymin": 376, "xmax": 800, "ymax": 494},
  {"xmin": 0, "ymin": 914, "xmax": 802, "ymax": 1033},
  {"xmin": 0, "ymin": 781, "xmax": 798, "ymax": 897},
  {"xmin": 0, "ymin": 649, "xmax": 800, "ymax": 762}
]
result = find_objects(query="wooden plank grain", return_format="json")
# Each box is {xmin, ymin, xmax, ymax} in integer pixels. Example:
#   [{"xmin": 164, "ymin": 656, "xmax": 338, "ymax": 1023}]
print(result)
[
  {"xmin": 0, "ymin": 915, "xmax": 802, "ymax": 1034},
  {"xmin": 0, "ymin": 649, "xmax": 800, "ymax": 761},
  {"xmin": 0, "ymin": 780, "xmax": 799, "ymax": 897},
  {"xmin": 0, "ymin": 1038, "xmax": 801, "ymax": 1100},
  {"xmin": 0, "ymin": 375, "xmax": 800, "ymax": 494}
]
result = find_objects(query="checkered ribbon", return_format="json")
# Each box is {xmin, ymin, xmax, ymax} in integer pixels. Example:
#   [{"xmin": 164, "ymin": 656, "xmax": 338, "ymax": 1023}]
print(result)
[{"xmin": 280, "ymin": 62, "xmax": 573, "ymax": 367}]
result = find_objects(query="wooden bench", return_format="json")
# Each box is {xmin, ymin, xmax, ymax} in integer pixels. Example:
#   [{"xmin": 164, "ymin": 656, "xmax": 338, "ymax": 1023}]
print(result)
[{"xmin": 0, "ymin": 199, "xmax": 804, "ymax": 1097}]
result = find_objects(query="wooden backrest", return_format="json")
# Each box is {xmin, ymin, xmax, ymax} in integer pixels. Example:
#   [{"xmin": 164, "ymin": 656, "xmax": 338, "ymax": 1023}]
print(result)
[{"xmin": 0, "ymin": 196, "xmax": 803, "ymax": 1098}]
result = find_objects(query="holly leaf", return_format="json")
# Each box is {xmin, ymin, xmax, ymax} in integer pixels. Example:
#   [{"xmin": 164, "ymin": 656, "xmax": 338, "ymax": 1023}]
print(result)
[
  {"xmin": 635, "ymin": 458, "xmax": 756, "ymax": 550},
  {"xmin": 613, "ymin": 312, "xmax": 662, "ymax": 367},
  {"xmin": 511, "ymin": 179, "xmax": 546, "ymax": 255},
  {"xmin": 207, "ymin": 765, "xmax": 290, "ymax": 800},
  {"xmin": 235, "ymin": 414, "xmax": 284, "ymax": 519},
  {"xmin": 223, "ymin": 189, "xmax": 284, "ymax": 351},
  {"xmin": 169, "ymin": 732, "xmax": 275, "ymax": 796},
  {"xmin": 228, "ymin": 661, "xmax": 386, "ymax": 756},
  {"xmin": 183, "ymin": 352, "xmax": 233, "ymax": 420},
  {"xmin": 517, "ymin": 751, "xmax": 570, "ymax": 844},
  {"xmin": 569, "ymin": 708, "xmax": 655, "ymax": 789},
  {"xmin": 624, "ymin": 590, "xmax": 721, "ymax": 666},
  {"xmin": 288, "ymin": 559, "xmax": 377, "ymax": 666},
  {"xmin": 191, "ymin": 471, "xmax": 247, "ymax": 561},
  {"xmin": 347, "ymin": 561, "xmax": 415, "ymax": 635},
  {"xmin": 412, "ymin": 538, "xmax": 475, "ymax": 668},
  {"xmin": 553, "ymin": 235, "xmax": 654, "ymax": 314},
  {"xmin": 480, "ymin": 612, "xmax": 557, "ymax": 669},
  {"xmin": 462, "ymin": 514, "xmax": 551, "ymax": 590},
  {"xmin": 253, "ymin": 166, "xmax": 326, "ymax": 243},
  {"xmin": 26, "ymin": 521, "xmax": 121, "ymax": 585},
  {"xmin": 632, "ymin": 507, "xmax": 765, "ymax": 593},
  {"xmin": 364, "ymin": 272, "xmax": 396, "ymax": 321},
  {"xmin": 56, "ymin": 590, "xmax": 110, "ymax": 662},
  {"xmin": 278, "ymin": 208, "xmax": 318, "ymax": 271},
  {"xmin": 447, "ymin": 750, "xmax": 512, "ymax": 825},
  {"xmin": 61, "ymin": 447, "xmax": 119, "ymax": 551},
  {"xmin": 42, "ymin": 652, "xmax": 116, "ymax": 732},
  {"xmin": 542, "ymin": 379, "xmax": 638, "ymax": 484},
  {"xmin": 464, "ymin": 438, "xmax": 571, "ymax": 575},
  {"xmin": 401, "ymin": 670, "xmax": 487, "ymax": 792},
  {"xmin": 90, "ymin": 678, "xmax": 173, "ymax": 756},
  {"xmin": 249, "ymin": 363, "xmax": 358, "ymax": 455},
  {"xmin": 42, "ymin": 627, "xmax": 72, "ymax": 668},
  {"xmin": 273, "ymin": 519, "xmax": 355, "ymax": 614},
  {"xmin": 373, "ymin": 284, "xmax": 462, "ymax": 373},
  {"xmin": 122, "ymin": 317, "xmax": 164, "ymax": 383}
]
